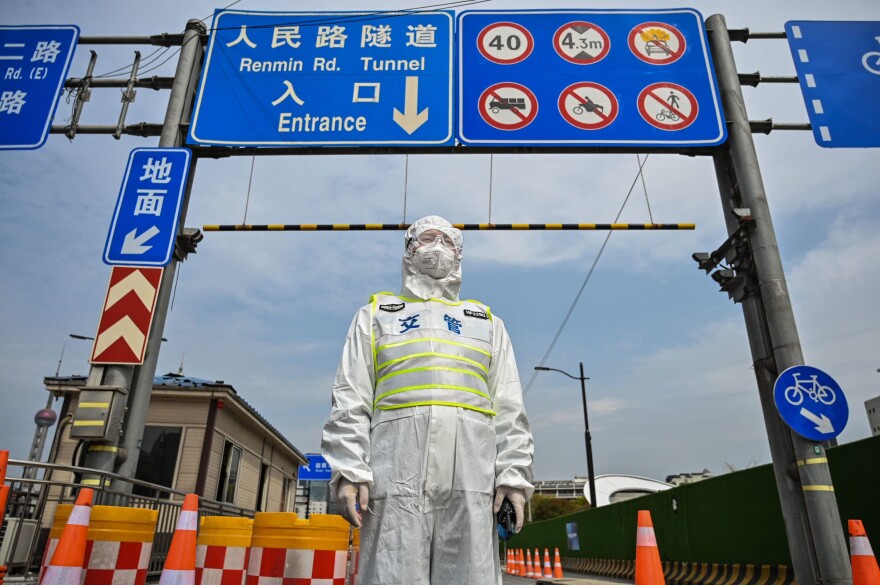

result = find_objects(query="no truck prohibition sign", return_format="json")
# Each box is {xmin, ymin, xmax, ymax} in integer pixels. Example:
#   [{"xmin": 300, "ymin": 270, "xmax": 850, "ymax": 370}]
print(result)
[{"xmin": 479, "ymin": 82, "xmax": 538, "ymax": 130}]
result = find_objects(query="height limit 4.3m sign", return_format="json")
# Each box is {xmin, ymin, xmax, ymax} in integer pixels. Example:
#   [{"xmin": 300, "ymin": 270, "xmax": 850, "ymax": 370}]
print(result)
[{"xmin": 188, "ymin": 10, "xmax": 454, "ymax": 147}]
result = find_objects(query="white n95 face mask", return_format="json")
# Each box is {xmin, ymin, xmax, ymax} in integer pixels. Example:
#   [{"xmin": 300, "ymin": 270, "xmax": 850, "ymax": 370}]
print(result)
[{"xmin": 412, "ymin": 241, "xmax": 456, "ymax": 279}]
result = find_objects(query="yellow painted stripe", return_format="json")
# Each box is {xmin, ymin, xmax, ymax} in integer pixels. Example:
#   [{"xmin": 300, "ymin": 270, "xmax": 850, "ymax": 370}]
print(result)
[
  {"xmin": 803, "ymin": 485, "xmax": 834, "ymax": 492},
  {"xmin": 378, "ymin": 336, "xmax": 492, "ymax": 358},
  {"xmin": 268, "ymin": 224, "xmax": 285, "ymax": 230},
  {"xmin": 78, "ymin": 402, "xmax": 110, "ymax": 408},
  {"xmin": 88, "ymin": 445, "xmax": 118, "ymax": 453},
  {"xmin": 81, "ymin": 478, "xmax": 102, "ymax": 486},
  {"xmin": 73, "ymin": 420, "xmax": 105, "ymax": 427},
  {"xmin": 797, "ymin": 457, "xmax": 827, "ymax": 466},
  {"xmin": 378, "ymin": 400, "xmax": 495, "ymax": 415},
  {"xmin": 203, "ymin": 225, "xmax": 219, "ymax": 230}
]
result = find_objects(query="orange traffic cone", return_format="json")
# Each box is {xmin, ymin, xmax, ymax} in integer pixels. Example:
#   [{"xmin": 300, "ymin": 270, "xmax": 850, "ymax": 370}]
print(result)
[
  {"xmin": 635, "ymin": 510, "xmax": 666, "ymax": 585},
  {"xmin": 40, "ymin": 488, "xmax": 93, "ymax": 585},
  {"xmin": 519, "ymin": 549, "xmax": 526, "ymax": 577},
  {"xmin": 505, "ymin": 549, "xmax": 512, "ymax": 574},
  {"xmin": 534, "ymin": 548, "xmax": 543, "ymax": 578},
  {"xmin": 544, "ymin": 548, "xmax": 552, "ymax": 578},
  {"xmin": 850, "ymin": 520, "xmax": 880, "ymax": 585},
  {"xmin": 526, "ymin": 549, "xmax": 534, "ymax": 577},
  {"xmin": 159, "ymin": 494, "xmax": 199, "ymax": 585},
  {"xmin": 553, "ymin": 547, "xmax": 564, "ymax": 578}
]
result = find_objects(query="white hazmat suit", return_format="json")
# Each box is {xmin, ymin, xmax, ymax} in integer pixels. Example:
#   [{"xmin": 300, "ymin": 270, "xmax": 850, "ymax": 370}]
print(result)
[{"xmin": 322, "ymin": 216, "xmax": 534, "ymax": 585}]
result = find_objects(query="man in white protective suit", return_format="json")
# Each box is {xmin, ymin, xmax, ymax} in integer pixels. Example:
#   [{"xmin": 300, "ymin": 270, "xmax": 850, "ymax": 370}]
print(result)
[{"xmin": 321, "ymin": 215, "xmax": 535, "ymax": 585}]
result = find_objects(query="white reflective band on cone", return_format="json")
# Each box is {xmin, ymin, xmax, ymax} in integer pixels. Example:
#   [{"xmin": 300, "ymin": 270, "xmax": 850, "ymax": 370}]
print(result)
[
  {"xmin": 42, "ymin": 565, "xmax": 82, "ymax": 585},
  {"xmin": 67, "ymin": 505, "xmax": 91, "ymax": 526},
  {"xmin": 851, "ymin": 536, "xmax": 875, "ymax": 556},
  {"xmin": 159, "ymin": 569, "xmax": 196, "ymax": 585},
  {"xmin": 636, "ymin": 527, "xmax": 657, "ymax": 547},
  {"xmin": 176, "ymin": 510, "xmax": 198, "ymax": 531}
]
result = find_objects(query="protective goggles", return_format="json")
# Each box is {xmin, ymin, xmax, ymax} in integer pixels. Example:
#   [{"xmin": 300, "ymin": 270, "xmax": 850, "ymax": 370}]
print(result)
[{"xmin": 409, "ymin": 228, "xmax": 459, "ymax": 252}]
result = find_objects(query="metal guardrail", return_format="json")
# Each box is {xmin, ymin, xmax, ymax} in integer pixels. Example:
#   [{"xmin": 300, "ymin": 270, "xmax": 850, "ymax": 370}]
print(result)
[{"xmin": 1, "ymin": 459, "xmax": 256, "ymax": 582}]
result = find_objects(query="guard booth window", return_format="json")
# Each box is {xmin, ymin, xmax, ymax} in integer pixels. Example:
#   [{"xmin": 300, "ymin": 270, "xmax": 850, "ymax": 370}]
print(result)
[
  {"xmin": 216, "ymin": 440, "xmax": 242, "ymax": 504},
  {"xmin": 133, "ymin": 425, "xmax": 182, "ymax": 497}
]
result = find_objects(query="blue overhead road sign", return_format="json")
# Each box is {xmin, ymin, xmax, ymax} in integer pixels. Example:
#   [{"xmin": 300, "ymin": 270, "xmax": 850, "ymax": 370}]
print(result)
[
  {"xmin": 0, "ymin": 25, "xmax": 79, "ymax": 150},
  {"xmin": 458, "ymin": 9, "xmax": 726, "ymax": 147},
  {"xmin": 785, "ymin": 21, "xmax": 880, "ymax": 148},
  {"xmin": 299, "ymin": 453, "xmax": 332, "ymax": 481},
  {"xmin": 774, "ymin": 365, "xmax": 848, "ymax": 442},
  {"xmin": 103, "ymin": 148, "xmax": 191, "ymax": 267},
  {"xmin": 188, "ymin": 10, "xmax": 454, "ymax": 147}
]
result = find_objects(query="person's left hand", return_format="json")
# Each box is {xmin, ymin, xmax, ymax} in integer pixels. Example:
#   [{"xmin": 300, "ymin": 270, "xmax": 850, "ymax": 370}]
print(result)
[{"xmin": 494, "ymin": 485, "xmax": 527, "ymax": 533}]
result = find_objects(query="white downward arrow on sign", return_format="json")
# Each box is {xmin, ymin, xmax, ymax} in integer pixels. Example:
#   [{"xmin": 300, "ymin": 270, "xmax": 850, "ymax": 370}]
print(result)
[
  {"xmin": 121, "ymin": 226, "xmax": 160, "ymax": 255},
  {"xmin": 799, "ymin": 407, "xmax": 835, "ymax": 434},
  {"xmin": 393, "ymin": 76, "xmax": 429, "ymax": 134}
]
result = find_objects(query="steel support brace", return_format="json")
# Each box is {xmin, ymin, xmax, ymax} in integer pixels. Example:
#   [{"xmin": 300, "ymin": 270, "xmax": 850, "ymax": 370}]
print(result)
[{"xmin": 706, "ymin": 14, "xmax": 851, "ymax": 585}]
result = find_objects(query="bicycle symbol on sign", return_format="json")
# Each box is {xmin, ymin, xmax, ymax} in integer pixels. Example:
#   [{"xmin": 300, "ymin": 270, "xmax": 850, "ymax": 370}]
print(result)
[
  {"xmin": 861, "ymin": 36, "xmax": 880, "ymax": 75},
  {"xmin": 655, "ymin": 109, "xmax": 680, "ymax": 122},
  {"xmin": 784, "ymin": 373, "xmax": 837, "ymax": 406}
]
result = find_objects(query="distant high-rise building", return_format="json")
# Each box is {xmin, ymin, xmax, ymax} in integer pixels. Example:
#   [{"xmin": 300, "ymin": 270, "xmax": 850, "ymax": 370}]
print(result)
[
  {"xmin": 665, "ymin": 469, "xmax": 712, "ymax": 486},
  {"xmin": 866, "ymin": 395, "xmax": 880, "ymax": 437}
]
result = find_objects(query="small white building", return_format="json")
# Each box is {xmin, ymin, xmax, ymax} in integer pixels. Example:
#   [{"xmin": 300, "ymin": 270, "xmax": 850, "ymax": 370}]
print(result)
[{"xmin": 866, "ymin": 395, "xmax": 880, "ymax": 436}]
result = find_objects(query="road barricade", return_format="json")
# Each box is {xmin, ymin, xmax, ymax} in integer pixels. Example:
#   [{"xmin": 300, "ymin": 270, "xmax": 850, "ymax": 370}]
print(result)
[
  {"xmin": 43, "ymin": 503, "xmax": 157, "ymax": 585},
  {"xmin": 197, "ymin": 516, "xmax": 253, "ymax": 585}
]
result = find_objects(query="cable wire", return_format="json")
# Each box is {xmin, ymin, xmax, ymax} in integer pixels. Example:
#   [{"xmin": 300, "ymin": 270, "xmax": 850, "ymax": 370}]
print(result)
[
  {"xmin": 523, "ymin": 155, "xmax": 651, "ymax": 396},
  {"xmin": 637, "ymin": 153, "xmax": 654, "ymax": 224}
]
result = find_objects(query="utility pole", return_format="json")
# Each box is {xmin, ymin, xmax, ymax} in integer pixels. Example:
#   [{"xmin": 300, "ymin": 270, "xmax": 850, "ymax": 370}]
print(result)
[
  {"xmin": 706, "ymin": 15, "xmax": 851, "ymax": 585},
  {"xmin": 78, "ymin": 19, "xmax": 206, "ymax": 492}
]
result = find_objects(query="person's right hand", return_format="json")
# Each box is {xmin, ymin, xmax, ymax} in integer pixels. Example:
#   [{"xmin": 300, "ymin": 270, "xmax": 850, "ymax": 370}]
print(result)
[{"xmin": 337, "ymin": 478, "xmax": 369, "ymax": 528}]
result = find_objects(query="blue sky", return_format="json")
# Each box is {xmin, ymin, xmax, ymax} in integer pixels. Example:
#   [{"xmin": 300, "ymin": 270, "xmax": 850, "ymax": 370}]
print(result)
[{"xmin": 1, "ymin": 0, "xmax": 878, "ymax": 485}]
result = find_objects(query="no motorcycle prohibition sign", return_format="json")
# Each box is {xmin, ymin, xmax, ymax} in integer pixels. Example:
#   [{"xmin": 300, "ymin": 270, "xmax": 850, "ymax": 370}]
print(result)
[
  {"xmin": 479, "ymin": 82, "xmax": 538, "ymax": 130},
  {"xmin": 638, "ymin": 82, "xmax": 698, "ymax": 131},
  {"xmin": 558, "ymin": 82, "xmax": 618, "ymax": 130},
  {"xmin": 477, "ymin": 22, "xmax": 534, "ymax": 64},
  {"xmin": 553, "ymin": 21, "xmax": 610, "ymax": 64},
  {"xmin": 629, "ymin": 22, "xmax": 685, "ymax": 65}
]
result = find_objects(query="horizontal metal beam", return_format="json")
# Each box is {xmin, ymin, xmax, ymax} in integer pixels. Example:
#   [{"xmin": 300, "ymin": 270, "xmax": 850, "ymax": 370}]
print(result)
[
  {"xmin": 65, "ymin": 76, "xmax": 173, "ymax": 90},
  {"xmin": 749, "ymin": 119, "xmax": 811, "ymax": 134},
  {"xmin": 739, "ymin": 72, "xmax": 800, "ymax": 87},
  {"xmin": 50, "ymin": 123, "xmax": 163, "ymax": 136},
  {"xmin": 78, "ymin": 33, "xmax": 185, "ymax": 46},
  {"xmin": 727, "ymin": 29, "xmax": 787, "ymax": 43},
  {"xmin": 203, "ymin": 223, "xmax": 696, "ymax": 232}
]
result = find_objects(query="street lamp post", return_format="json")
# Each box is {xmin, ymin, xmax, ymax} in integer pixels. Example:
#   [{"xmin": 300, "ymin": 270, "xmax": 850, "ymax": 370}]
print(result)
[{"xmin": 534, "ymin": 362, "xmax": 597, "ymax": 508}]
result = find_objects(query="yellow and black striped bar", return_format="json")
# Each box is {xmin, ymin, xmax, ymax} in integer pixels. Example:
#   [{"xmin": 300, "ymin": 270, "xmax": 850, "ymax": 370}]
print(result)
[{"xmin": 202, "ymin": 222, "xmax": 695, "ymax": 232}]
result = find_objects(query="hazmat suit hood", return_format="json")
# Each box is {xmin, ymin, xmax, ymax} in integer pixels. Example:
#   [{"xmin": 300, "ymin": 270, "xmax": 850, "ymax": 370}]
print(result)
[{"xmin": 401, "ymin": 215, "xmax": 463, "ymax": 301}]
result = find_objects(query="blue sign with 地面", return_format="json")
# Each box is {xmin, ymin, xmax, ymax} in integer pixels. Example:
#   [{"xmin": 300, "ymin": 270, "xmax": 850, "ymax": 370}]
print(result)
[
  {"xmin": 103, "ymin": 148, "xmax": 191, "ymax": 267},
  {"xmin": 785, "ymin": 21, "xmax": 880, "ymax": 148},
  {"xmin": 457, "ymin": 9, "xmax": 726, "ymax": 147},
  {"xmin": 773, "ymin": 365, "xmax": 848, "ymax": 442},
  {"xmin": 188, "ymin": 10, "xmax": 454, "ymax": 147},
  {"xmin": 0, "ymin": 25, "xmax": 79, "ymax": 150},
  {"xmin": 298, "ymin": 453, "xmax": 332, "ymax": 481}
]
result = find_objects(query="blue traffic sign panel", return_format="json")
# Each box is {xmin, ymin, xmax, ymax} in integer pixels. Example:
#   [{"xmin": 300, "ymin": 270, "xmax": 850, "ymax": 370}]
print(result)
[
  {"xmin": 189, "ymin": 10, "xmax": 454, "ymax": 147},
  {"xmin": 458, "ymin": 9, "xmax": 726, "ymax": 147},
  {"xmin": 774, "ymin": 365, "xmax": 849, "ymax": 441},
  {"xmin": 103, "ymin": 148, "xmax": 191, "ymax": 267},
  {"xmin": 785, "ymin": 21, "xmax": 880, "ymax": 148},
  {"xmin": 0, "ymin": 25, "xmax": 79, "ymax": 150},
  {"xmin": 299, "ymin": 453, "xmax": 332, "ymax": 481}
]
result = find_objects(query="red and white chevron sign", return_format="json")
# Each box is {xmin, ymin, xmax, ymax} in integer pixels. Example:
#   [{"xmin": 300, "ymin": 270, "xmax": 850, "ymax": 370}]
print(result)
[{"xmin": 90, "ymin": 266, "xmax": 163, "ymax": 365}]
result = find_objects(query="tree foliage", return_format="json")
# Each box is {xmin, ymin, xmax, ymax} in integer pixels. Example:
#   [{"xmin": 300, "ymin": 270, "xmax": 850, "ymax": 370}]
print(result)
[{"xmin": 528, "ymin": 495, "xmax": 590, "ymax": 523}]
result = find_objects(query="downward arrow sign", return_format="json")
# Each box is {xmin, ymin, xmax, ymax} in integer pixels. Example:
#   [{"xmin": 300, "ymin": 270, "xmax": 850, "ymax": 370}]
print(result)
[
  {"xmin": 121, "ymin": 226, "xmax": 160, "ymax": 255},
  {"xmin": 393, "ymin": 76, "xmax": 429, "ymax": 134},
  {"xmin": 799, "ymin": 407, "xmax": 835, "ymax": 434}
]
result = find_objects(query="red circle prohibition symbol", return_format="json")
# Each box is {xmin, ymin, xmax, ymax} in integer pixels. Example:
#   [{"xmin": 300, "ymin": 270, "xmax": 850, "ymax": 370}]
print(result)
[
  {"xmin": 553, "ymin": 21, "xmax": 611, "ymax": 65},
  {"xmin": 477, "ymin": 22, "xmax": 534, "ymax": 65},
  {"xmin": 638, "ymin": 82, "xmax": 698, "ymax": 131},
  {"xmin": 628, "ymin": 22, "xmax": 686, "ymax": 65},
  {"xmin": 479, "ymin": 82, "xmax": 538, "ymax": 130},
  {"xmin": 558, "ymin": 82, "xmax": 618, "ymax": 130}
]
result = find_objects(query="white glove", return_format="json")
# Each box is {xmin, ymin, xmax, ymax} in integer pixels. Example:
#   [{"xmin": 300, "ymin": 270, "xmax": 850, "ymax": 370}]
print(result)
[
  {"xmin": 337, "ymin": 478, "xmax": 369, "ymax": 528},
  {"xmin": 494, "ymin": 485, "xmax": 527, "ymax": 534}
]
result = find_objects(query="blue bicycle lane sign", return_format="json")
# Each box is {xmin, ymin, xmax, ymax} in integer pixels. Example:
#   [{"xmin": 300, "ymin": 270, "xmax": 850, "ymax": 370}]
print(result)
[{"xmin": 773, "ymin": 365, "xmax": 848, "ymax": 441}]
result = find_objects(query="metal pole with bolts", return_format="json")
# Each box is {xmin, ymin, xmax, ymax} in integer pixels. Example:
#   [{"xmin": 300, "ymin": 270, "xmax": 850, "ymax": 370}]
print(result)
[
  {"xmin": 706, "ymin": 15, "xmax": 851, "ymax": 585},
  {"xmin": 534, "ymin": 363, "xmax": 597, "ymax": 508}
]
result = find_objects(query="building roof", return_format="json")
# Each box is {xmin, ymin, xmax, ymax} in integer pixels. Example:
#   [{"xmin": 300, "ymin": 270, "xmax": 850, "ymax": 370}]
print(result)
[
  {"xmin": 587, "ymin": 474, "xmax": 674, "ymax": 507},
  {"xmin": 44, "ymin": 373, "xmax": 307, "ymax": 466}
]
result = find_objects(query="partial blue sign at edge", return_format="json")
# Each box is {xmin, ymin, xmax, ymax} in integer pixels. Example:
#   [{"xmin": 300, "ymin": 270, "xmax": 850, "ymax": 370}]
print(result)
[
  {"xmin": 299, "ymin": 453, "xmax": 332, "ymax": 481},
  {"xmin": 103, "ymin": 148, "xmax": 191, "ymax": 267},
  {"xmin": 773, "ymin": 365, "xmax": 848, "ymax": 441},
  {"xmin": 0, "ymin": 25, "xmax": 80, "ymax": 150},
  {"xmin": 785, "ymin": 20, "xmax": 880, "ymax": 148}
]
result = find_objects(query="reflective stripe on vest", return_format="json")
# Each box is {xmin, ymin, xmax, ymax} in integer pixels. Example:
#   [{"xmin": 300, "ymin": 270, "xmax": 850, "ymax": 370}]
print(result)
[{"xmin": 371, "ymin": 294, "xmax": 495, "ymax": 415}]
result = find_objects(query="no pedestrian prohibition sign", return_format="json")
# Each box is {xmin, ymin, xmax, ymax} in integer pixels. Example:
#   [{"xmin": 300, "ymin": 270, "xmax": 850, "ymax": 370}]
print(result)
[
  {"xmin": 458, "ymin": 9, "xmax": 726, "ymax": 147},
  {"xmin": 189, "ymin": 10, "xmax": 454, "ymax": 147}
]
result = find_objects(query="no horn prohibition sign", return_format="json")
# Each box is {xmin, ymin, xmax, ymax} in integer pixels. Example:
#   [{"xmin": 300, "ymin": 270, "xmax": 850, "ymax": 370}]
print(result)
[
  {"xmin": 477, "ymin": 22, "xmax": 534, "ymax": 64},
  {"xmin": 638, "ymin": 82, "xmax": 698, "ymax": 131},
  {"xmin": 558, "ymin": 82, "xmax": 618, "ymax": 130},
  {"xmin": 479, "ymin": 82, "xmax": 538, "ymax": 130},
  {"xmin": 553, "ymin": 21, "xmax": 610, "ymax": 65},
  {"xmin": 629, "ymin": 22, "xmax": 686, "ymax": 65}
]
